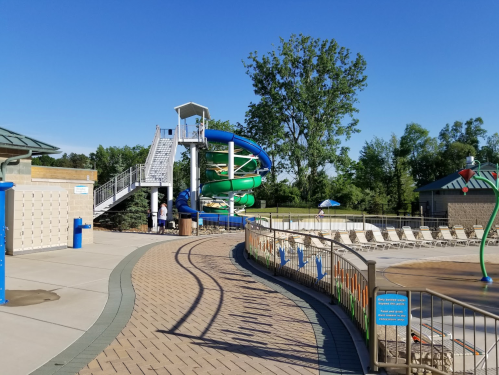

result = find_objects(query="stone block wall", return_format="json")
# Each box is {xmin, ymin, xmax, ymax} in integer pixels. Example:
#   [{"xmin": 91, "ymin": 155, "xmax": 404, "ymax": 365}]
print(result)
[
  {"xmin": 4, "ymin": 159, "xmax": 96, "ymax": 248},
  {"xmin": 448, "ymin": 202, "xmax": 499, "ymax": 229}
]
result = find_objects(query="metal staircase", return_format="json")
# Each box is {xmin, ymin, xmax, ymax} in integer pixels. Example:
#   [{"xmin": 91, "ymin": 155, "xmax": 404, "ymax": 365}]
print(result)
[{"xmin": 93, "ymin": 126, "xmax": 177, "ymax": 219}]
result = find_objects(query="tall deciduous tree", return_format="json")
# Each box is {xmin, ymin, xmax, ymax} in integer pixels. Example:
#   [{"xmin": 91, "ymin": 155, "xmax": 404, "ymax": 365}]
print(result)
[{"xmin": 243, "ymin": 34, "xmax": 367, "ymax": 201}]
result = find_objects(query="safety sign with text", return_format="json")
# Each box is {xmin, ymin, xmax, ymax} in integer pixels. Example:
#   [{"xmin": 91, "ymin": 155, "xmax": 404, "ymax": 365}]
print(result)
[{"xmin": 376, "ymin": 294, "xmax": 408, "ymax": 326}]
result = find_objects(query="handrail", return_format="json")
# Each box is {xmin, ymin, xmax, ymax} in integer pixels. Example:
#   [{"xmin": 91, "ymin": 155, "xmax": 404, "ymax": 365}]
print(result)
[
  {"xmin": 94, "ymin": 164, "xmax": 144, "ymax": 208},
  {"xmin": 248, "ymin": 219, "xmax": 368, "ymax": 265},
  {"xmin": 144, "ymin": 125, "xmax": 161, "ymax": 179},
  {"xmin": 376, "ymin": 286, "xmax": 499, "ymax": 320}
]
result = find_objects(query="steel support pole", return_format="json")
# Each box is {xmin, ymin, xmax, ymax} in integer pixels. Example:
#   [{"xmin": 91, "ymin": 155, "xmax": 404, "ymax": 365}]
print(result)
[
  {"xmin": 228, "ymin": 141, "xmax": 235, "ymax": 216},
  {"xmin": 368, "ymin": 260, "xmax": 378, "ymax": 372},
  {"xmin": 330, "ymin": 240, "xmax": 335, "ymax": 304},
  {"xmin": 167, "ymin": 186, "xmax": 173, "ymax": 222},
  {"xmin": 406, "ymin": 290, "xmax": 412, "ymax": 375},
  {"xmin": 190, "ymin": 144, "xmax": 197, "ymax": 210},
  {"xmin": 150, "ymin": 187, "xmax": 158, "ymax": 232},
  {"xmin": 273, "ymin": 230, "xmax": 277, "ymax": 276},
  {"xmin": 0, "ymin": 182, "xmax": 14, "ymax": 305}
]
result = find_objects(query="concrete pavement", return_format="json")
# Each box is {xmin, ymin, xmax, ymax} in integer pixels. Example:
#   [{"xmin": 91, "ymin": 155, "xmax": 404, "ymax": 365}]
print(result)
[{"xmin": 1, "ymin": 231, "xmax": 179, "ymax": 375}]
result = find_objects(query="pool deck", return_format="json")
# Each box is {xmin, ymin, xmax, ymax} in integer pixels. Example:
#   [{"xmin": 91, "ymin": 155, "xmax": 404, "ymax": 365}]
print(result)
[{"xmin": 2, "ymin": 230, "xmax": 497, "ymax": 375}]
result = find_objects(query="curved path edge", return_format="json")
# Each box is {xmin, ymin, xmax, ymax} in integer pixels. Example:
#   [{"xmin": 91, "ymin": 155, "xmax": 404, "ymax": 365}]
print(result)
[
  {"xmin": 30, "ymin": 240, "xmax": 173, "ymax": 375},
  {"xmin": 230, "ymin": 243, "xmax": 366, "ymax": 375}
]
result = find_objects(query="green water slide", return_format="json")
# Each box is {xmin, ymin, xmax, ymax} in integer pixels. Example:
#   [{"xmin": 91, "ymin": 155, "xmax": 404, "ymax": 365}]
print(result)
[{"xmin": 202, "ymin": 151, "xmax": 261, "ymax": 214}]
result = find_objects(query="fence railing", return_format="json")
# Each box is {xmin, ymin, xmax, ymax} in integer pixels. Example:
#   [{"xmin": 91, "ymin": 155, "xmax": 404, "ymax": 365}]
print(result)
[
  {"xmin": 144, "ymin": 125, "xmax": 161, "ymax": 179},
  {"xmin": 373, "ymin": 287, "xmax": 499, "ymax": 375},
  {"xmin": 94, "ymin": 164, "xmax": 145, "ymax": 208},
  {"xmin": 244, "ymin": 218, "xmax": 499, "ymax": 375},
  {"xmin": 245, "ymin": 219, "xmax": 376, "ymax": 350},
  {"xmin": 246, "ymin": 213, "xmax": 450, "ymax": 231},
  {"xmin": 178, "ymin": 124, "xmax": 204, "ymax": 142}
]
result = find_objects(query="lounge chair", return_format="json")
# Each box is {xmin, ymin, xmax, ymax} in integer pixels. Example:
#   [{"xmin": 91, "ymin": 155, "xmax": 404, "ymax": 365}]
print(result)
[
  {"xmin": 385, "ymin": 226, "xmax": 416, "ymax": 247},
  {"xmin": 338, "ymin": 231, "xmax": 372, "ymax": 252},
  {"xmin": 419, "ymin": 226, "xmax": 448, "ymax": 247},
  {"xmin": 402, "ymin": 226, "xmax": 434, "ymax": 247},
  {"xmin": 454, "ymin": 225, "xmax": 480, "ymax": 246},
  {"xmin": 310, "ymin": 236, "xmax": 328, "ymax": 250},
  {"xmin": 355, "ymin": 230, "xmax": 386, "ymax": 250},
  {"xmin": 438, "ymin": 226, "xmax": 467, "ymax": 246},
  {"xmin": 371, "ymin": 227, "xmax": 403, "ymax": 248},
  {"xmin": 473, "ymin": 225, "xmax": 499, "ymax": 245}
]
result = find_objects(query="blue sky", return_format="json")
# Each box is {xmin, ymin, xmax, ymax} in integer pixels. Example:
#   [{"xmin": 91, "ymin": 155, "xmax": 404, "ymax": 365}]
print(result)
[{"xmin": 1, "ymin": 1, "xmax": 498, "ymax": 172}]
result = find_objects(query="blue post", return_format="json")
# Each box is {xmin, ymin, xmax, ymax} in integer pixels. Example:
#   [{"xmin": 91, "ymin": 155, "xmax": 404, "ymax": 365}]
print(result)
[
  {"xmin": 73, "ymin": 218, "xmax": 91, "ymax": 249},
  {"xmin": 0, "ymin": 182, "xmax": 14, "ymax": 305}
]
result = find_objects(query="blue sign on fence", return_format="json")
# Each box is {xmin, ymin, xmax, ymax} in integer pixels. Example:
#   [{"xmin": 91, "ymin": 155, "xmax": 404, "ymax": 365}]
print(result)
[
  {"xmin": 198, "ymin": 218, "xmax": 203, "ymax": 226},
  {"xmin": 376, "ymin": 294, "xmax": 409, "ymax": 326}
]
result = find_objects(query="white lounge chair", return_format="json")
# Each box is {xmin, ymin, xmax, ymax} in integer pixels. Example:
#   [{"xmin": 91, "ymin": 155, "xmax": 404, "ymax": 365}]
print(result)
[
  {"xmin": 355, "ymin": 230, "xmax": 385, "ymax": 250},
  {"xmin": 402, "ymin": 226, "xmax": 433, "ymax": 247},
  {"xmin": 438, "ymin": 226, "xmax": 467, "ymax": 246},
  {"xmin": 473, "ymin": 225, "xmax": 499, "ymax": 245},
  {"xmin": 338, "ymin": 231, "xmax": 371, "ymax": 252},
  {"xmin": 371, "ymin": 227, "xmax": 403, "ymax": 248},
  {"xmin": 386, "ymin": 226, "xmax": 416, "ymax": 247},
  {"xmin": 454, "ymin": 225, "xmax": 480, "ymax": 246},
  {"xmin": 420, "ymin": 226, "xmax": 448, "ymax": 247}
]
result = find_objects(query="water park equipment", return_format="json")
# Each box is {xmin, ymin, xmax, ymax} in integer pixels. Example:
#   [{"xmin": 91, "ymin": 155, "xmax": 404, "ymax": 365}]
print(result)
[
  {"xmin": 458, "ymin": 156, "xmax": 499, "ymax": 283},
  {"xmin": 174, "ymin": 103, "xmax": 271, "ymax": 224},
  {"xmin": 93, "ymin": 102, "xmax": 270, "ymax": 229}
]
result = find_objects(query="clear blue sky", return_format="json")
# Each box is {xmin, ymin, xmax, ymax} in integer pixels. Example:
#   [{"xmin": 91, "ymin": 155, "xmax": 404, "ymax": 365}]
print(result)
[{"xmin": 1, "ymin": 1, "xmax": 498, "ymax": 170}]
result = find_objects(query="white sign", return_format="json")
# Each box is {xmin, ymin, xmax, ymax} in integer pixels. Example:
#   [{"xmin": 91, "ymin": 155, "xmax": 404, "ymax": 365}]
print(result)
[{"xmin": 74, "ymin": 185, "xmax": 89, "ymax": 195}]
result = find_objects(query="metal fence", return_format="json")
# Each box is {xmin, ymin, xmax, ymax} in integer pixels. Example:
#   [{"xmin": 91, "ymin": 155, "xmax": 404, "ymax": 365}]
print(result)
[
  {"xmin": 374, "ymin": 287, "xmax": 499, "ymax": 375},
  {"xmin": 245, "ymin": 219, "xmax": 376, "ymax": 349},
  {"xmin": 247, "ymin": 213, "xmax": 449, "ymax": 231},
  {"xmin": 244, "ymin": 218, "xmax": 499, "ymax": 375}
]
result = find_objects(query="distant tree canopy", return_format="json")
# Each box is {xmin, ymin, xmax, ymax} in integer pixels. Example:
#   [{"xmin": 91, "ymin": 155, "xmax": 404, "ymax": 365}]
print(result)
[{"xmin": 32, "ymin": 153, "xmax": 92, "ymax": 169}]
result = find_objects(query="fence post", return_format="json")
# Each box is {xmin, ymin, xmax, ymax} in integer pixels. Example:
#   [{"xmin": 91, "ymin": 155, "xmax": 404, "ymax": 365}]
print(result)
[
  {"xmin": 129, "ymin": 167, "xmax": 132, "ymax": 186},
  {"xmin": 289, "ymin": 213, "xmax": 291, "ymax": 230},
  {"xmin": 405, "ymin": 290, "xmax": 412, "ymax": 375},
  {"xmin": 270, "ymin": 213, "xmax": 272, "ymax": 229},
  {"xmin": 114, "ymin": 176, "xmax": 117, "ymax": 195},
  {"xmin": 368, "ymin": 260, "xmax": 378, "ymax": 372},
  {"xmin": 226, "ymin": 213, "xmax": 229, "ymax": 232},
  {"xmin": 196, "ymin": 212, "xmax": 199, "ymax": 236},
  {"xmin": 273, "ymin": 230, "xmax": 277, "ymax": 276},
  {"xmin": 330, "ymin": 240, "xmax": 335, "ymax": 305},
  {"xmin": 362, "ymin": 213, "xmax": 365, "ymax": 231}
]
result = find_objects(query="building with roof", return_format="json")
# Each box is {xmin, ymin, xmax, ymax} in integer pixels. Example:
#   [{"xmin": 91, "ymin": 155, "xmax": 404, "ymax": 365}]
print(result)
[
  {"xmin": 415, "ymin": 160, "xmax": 498, "ymax": 228},
  {"xmin": 1, "ymin": 127, "xmax": 96, "ymax": 253}
]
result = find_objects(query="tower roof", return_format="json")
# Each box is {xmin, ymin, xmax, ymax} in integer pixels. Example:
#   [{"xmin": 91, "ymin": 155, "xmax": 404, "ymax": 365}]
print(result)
[{"xmin": 174, "ymin": 102, "xmax": 211, "ymax": 120}]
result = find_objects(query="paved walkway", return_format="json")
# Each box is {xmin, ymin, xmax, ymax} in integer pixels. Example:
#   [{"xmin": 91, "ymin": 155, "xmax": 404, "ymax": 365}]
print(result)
[
  {"xmin": 72, "ymin": 234, "xmax": 364, "ymax": 375},
  {"xmin": 1, "ymin": 231, "xmax": 178, "ymax": 375}
]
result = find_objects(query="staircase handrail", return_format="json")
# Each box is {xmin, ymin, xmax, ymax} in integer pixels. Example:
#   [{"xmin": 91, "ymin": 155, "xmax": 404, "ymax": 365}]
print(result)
[
  {"xmin": 94, "ymin": 164, "xmax": 144, "ymax": 208},
  {"xmin": 166, "ymin": 126, "xmax": 179, "ymax": 184},
  {"xmin": 144, "ymin": 125, "xmax": 161, "ymax": 180}
]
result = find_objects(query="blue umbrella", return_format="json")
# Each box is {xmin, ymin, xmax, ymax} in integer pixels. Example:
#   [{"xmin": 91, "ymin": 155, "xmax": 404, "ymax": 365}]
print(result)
[
  {"xmin": 318, "ymin": 199, "xmax": 340, "ymax": 217},
  {"xmin": 318, "ymin": 199, "xmax": 340, "ymax": 208}
]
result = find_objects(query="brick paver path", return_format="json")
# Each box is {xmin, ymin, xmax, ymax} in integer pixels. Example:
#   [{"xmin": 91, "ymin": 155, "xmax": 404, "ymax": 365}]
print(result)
[{"xmin": 77, "ymin": 235, "xmax": 322, "ymax": 374}]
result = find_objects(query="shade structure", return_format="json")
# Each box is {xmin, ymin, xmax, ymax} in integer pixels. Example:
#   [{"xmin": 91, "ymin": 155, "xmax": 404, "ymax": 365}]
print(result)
[{"xmin": 318, "ymin": 199, "xmax": 340, "ymax": 208}]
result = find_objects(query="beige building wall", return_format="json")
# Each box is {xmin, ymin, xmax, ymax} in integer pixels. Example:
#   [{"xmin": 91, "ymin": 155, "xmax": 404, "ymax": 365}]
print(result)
[{"xmin": 4, "ymin": 156, "xmax": 97, "ymax": 248}]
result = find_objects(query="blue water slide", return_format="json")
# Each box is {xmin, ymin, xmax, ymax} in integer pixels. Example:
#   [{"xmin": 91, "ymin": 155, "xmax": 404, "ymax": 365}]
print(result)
[
  {"xmin": 175, "ymin": 130, "xmax": 270, "ymax": 226},
  {"xmin": 204, "ymin": 129, "xmax": 271, "ymax": 176}
]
